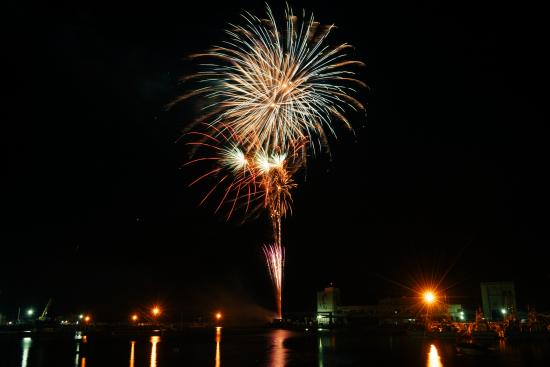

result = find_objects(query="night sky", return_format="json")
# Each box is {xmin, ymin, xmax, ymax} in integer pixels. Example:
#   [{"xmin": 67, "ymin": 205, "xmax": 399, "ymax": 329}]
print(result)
[{"xmin": 4, "ymin": 0, "xmax": 549, "ymax": 322}]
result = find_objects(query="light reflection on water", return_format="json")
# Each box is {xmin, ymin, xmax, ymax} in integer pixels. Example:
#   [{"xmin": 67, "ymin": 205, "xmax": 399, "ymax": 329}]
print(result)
[
  {"xmin": 268, "ymin": 329, "xmax": 291, "ymax": 367},
  {"xmin": 427, "ymin": 344, "xmax": 443, "ymax": 367},
  {"xmin": 150, "ymin": 336, "xmax": 160, "ymax": 367},
  {"xmin": 215, "ymin": 327, "xmax": 221, "ymax": 367},
  {"xmin": 74, "ymin": 332, "xmax": 87, "ymax": 367},
  {"xmin": 12, "ymin": 329, "xmax": 550, "ymax": 367},
  {"xmin": 21, "ymin": 337, "xmax": 32, "ymax": 367},
  {"xmin": 318, "ymin": 333, "xmax": 336, "ymax": 367},
  {"xmin": 318, "ymin": 336, "xmax": 323, "ymax": 367},
  {"xmin": 129, "ymin": 341, "xmax": 135, "ymax": 367},
  {"xmin": 74, "ymin": 342, "xmax": 80, "ymax": 367}
]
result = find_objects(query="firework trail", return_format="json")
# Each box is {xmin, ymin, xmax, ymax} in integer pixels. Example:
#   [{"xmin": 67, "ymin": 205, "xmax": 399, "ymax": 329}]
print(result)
[
  {"xmin": 263, "ymin": 242, "xmax": 285, "ymax": 319},
  {"xmin": 178, "ymin": 4, "xmax": 364, "ymax": 320}
]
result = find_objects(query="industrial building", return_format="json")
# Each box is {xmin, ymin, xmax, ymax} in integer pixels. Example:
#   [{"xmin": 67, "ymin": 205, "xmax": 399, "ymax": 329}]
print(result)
[
  {"xmin": 316, "ymin": 285, "xmax": 341, "ymax": 325},
  {"xmin": 316, "ymin": 285, "xmax": 464, "ymax": 326},
  {"xmin": 480, "ymin": 281, "xmax": 517, "ymax": 320}
]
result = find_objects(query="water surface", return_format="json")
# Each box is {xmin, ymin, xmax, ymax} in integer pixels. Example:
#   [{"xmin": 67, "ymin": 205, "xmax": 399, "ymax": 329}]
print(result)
[{"xmin": 1, "ymin": 328, "xmax": 549, "ymax": 366}]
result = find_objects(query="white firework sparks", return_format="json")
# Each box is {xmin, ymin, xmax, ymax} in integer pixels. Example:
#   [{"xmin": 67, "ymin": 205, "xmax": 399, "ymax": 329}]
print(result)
[{"xmin": 183, "ymin": 4, "xmax": 365, "ymax": 156}]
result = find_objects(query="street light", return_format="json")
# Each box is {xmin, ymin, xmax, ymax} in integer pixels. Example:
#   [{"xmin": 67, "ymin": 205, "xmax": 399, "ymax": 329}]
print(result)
[
  {"xmin": 152, "ymin": 307, "xmax": 160, "ymax": 317},
  {"xmin": 84, "ymin": 315, "xmax": 91, "ymax": 323},
  {"xmin": 215, "ymin": 312, "xmax": 222, "ymax": 321},
  {"xmin": 132, "ymin": 314, "xmax": 138, "ymax": 322},
  {"xmin": 26, "ymin": 309, "xmax": 34, "ymax": 316},
  {"xmin": 423, "ymin": 291, "xmax": 436, "ymax": 305},
  {"xmin": 422, "ymin": 290, "xmax": 436, "ymax": 331}
]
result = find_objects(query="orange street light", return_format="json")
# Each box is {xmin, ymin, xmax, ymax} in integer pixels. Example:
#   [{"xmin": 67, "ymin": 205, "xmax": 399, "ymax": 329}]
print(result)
[
  {"xmin": 131, "ymin": 314, "xmax": 138, "ymax": 322},
  {"xmin": 215, "ymin": 312, "xmax": 222, "ymax": 321},
  {"xmin": 84, "ymin": 315, "xmax": 91, "ymax": 323},
  {"xmin": 152, "ymin": 307, "xmax": 160, "ymax": 317},
  {"xmin": 423, "ymin": 291, "xmax": 436, "ymax": 305}
]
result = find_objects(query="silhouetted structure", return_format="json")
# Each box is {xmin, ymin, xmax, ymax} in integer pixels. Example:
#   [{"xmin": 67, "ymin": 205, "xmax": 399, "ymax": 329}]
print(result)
[{"xmin": 480, "ymin": 281, "xmax": 517, "ymax": 321}]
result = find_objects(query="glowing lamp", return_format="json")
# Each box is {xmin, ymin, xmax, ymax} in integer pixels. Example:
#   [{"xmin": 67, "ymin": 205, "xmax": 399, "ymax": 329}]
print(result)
[
  {"xmin": 152, "ymin": 307, "xmax": 160, "ymax": 316},
  {"xmin": 423, "ymin": 291, "xmax": 436, "ymax": 305}
]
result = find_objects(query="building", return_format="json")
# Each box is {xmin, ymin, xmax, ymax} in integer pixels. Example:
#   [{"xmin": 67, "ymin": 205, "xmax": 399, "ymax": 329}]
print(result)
[
  {"xmin": 316, "ymin": 285, "xmax": 464, "ymax": 326},
  {"xmin": 316, "ymin": 285, "xmax": 341, "ymax": 325},
  {"xmin": 480, "ymin": 281, "xmax": 517, "ymax": 320}
]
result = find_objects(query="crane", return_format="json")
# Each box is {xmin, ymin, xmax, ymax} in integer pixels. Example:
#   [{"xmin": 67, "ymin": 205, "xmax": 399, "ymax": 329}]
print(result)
[{"xmin": 39, "ymin": 298, "xmax": 53, "ymax": 321}]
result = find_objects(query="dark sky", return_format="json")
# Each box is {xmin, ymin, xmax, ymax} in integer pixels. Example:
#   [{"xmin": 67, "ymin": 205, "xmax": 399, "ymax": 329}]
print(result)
[{"xmin": 4, "ymin": 0, "xmax": 549, "ymax": 322}]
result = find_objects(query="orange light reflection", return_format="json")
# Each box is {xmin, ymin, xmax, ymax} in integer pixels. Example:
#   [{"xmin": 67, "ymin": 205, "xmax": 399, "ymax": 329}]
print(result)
[
  {"xmin": 129, "ymin": 341, "xmax": 135, "ymax": 367},
  {"xmin": 427, "ymin": 344, "xmax": 443, "ymax": 367},
  {"xmin": 150, "ymin": 336, "xmax": 160, "ymax": 367},
  {"xmin": 269, "ymin": 329, "xmax": 290, "ymax": 367},
  {"xmin": 215, "ymin": 327, "xmax": 221, "ymax": 367}
]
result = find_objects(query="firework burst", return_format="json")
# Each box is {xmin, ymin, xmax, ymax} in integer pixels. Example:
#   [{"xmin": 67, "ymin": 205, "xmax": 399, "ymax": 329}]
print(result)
[
  {"xmin": 177, "ymin": 4, "xmax": 364, "ymax": 320},
  {"xmin": 176, "ymin": 4, "xmax": 364, "ymax": 157},
  {"xmin": 184, "ymin": 128, "xmax": 304, "ymax": 220}
]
